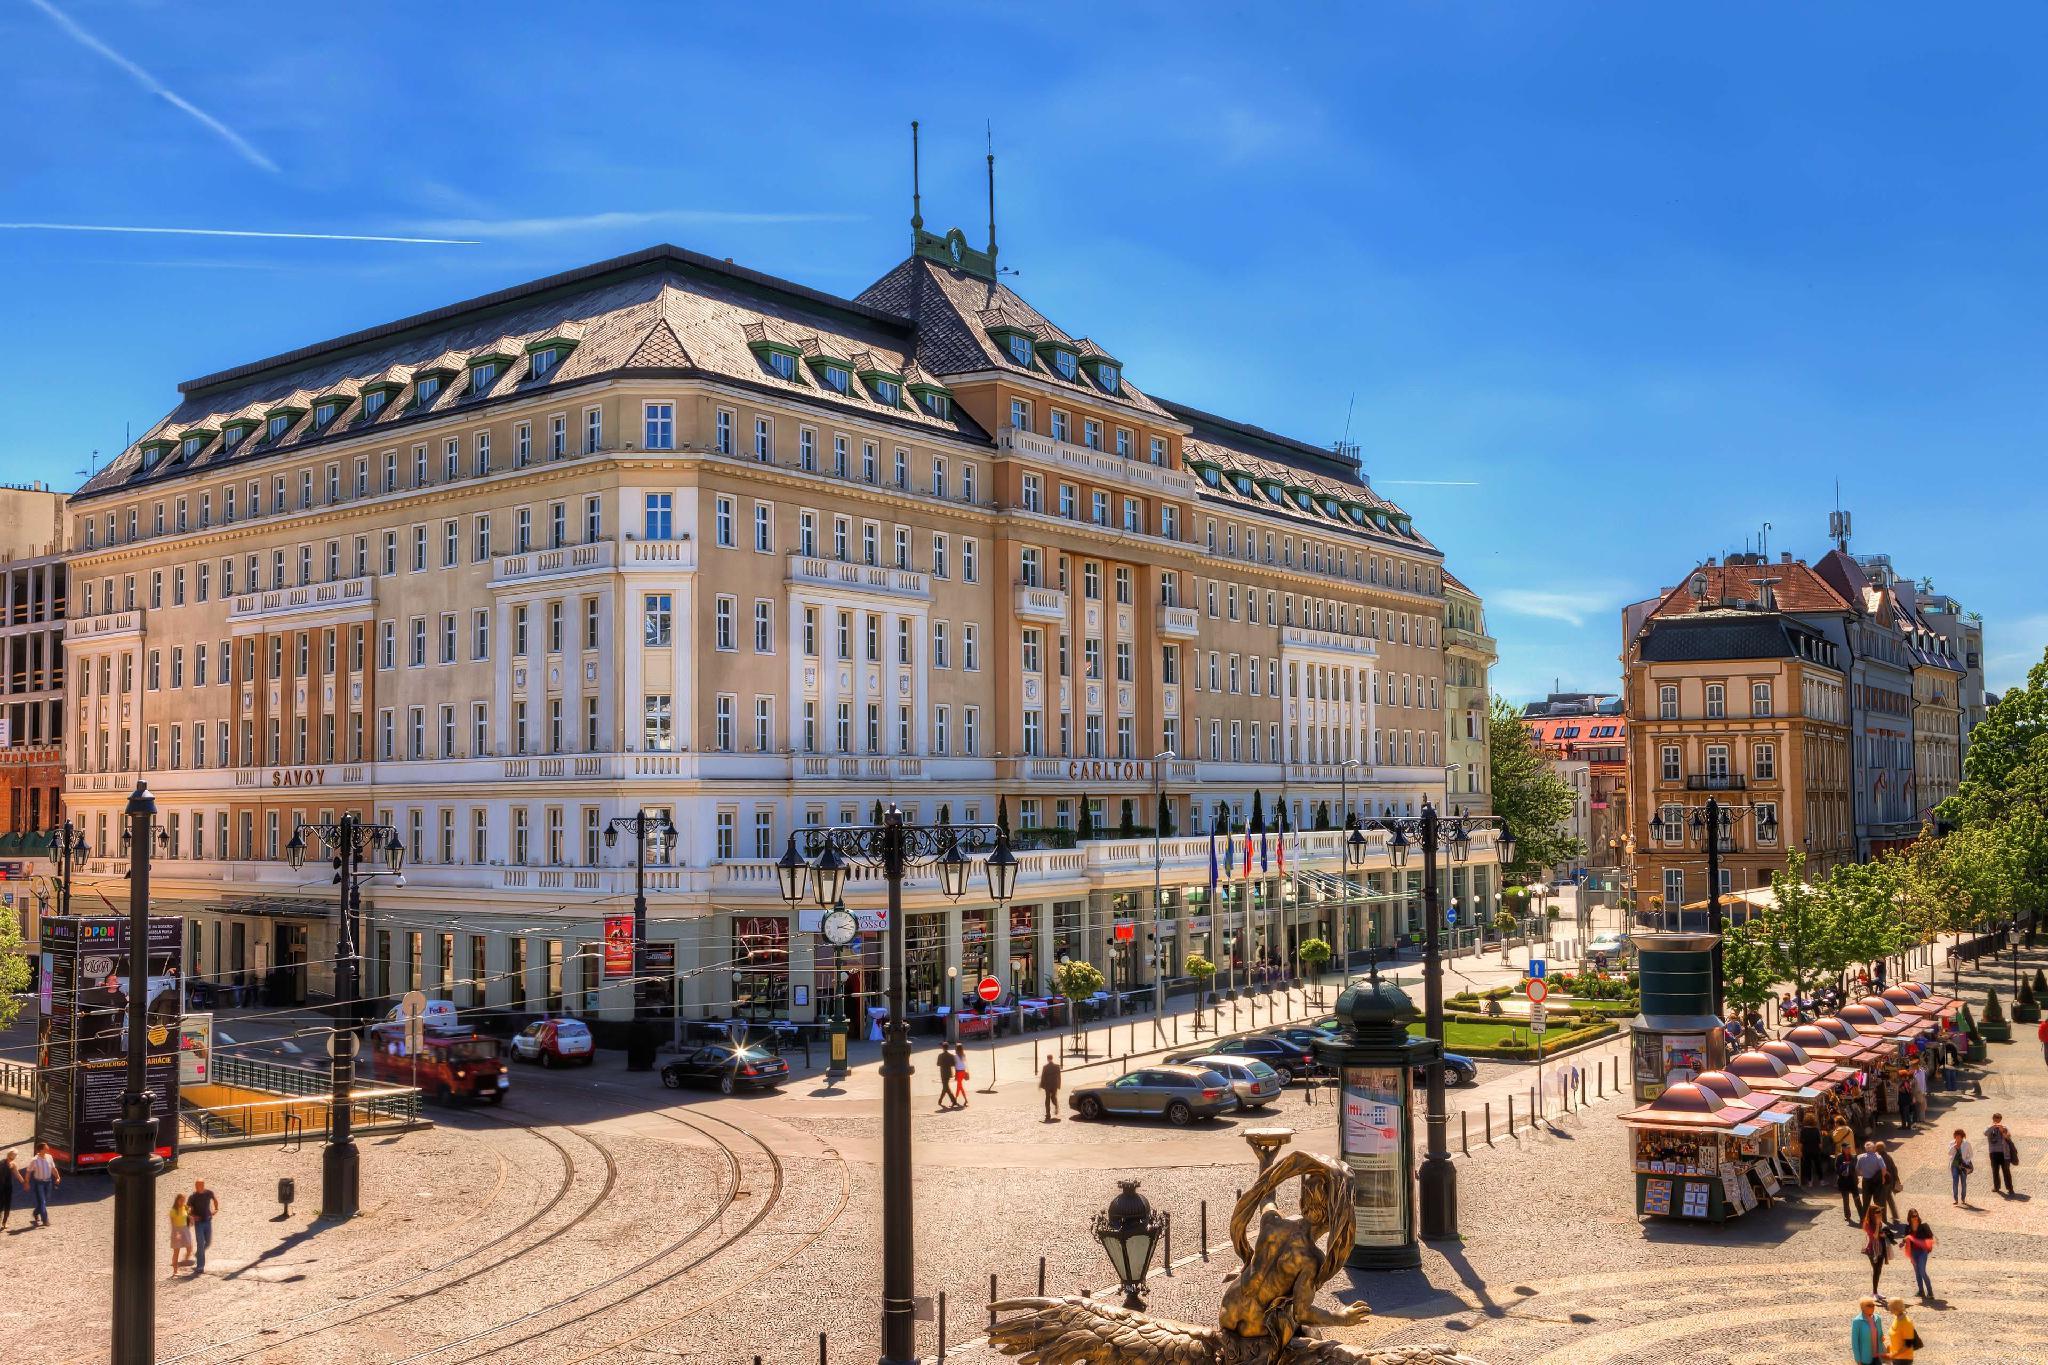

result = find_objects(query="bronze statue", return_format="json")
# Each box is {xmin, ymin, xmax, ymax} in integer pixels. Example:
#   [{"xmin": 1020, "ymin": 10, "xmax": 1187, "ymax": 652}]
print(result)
[{"xmin": 989, "ymin": 1151, "xmax": 1483, "ymax": 1365}]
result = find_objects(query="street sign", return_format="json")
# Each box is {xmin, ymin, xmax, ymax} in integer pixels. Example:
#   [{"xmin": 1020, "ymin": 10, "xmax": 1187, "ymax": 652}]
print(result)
[
  {"xmin": 1525, "ymin": 979, "xmax": 1548, "ymax": 1005},
  {"xmin": 1445, "ymin": 909, "xmax": 1458, "ymax": 926},
  {"xmin": 1528, "ymin": 959, "xmax": 1547, "ymax": 979},
  {"xmin": 1112, "ymin": 921, "xmax": 1135, "ymax": 942},
  {"xmin": 399, "ymin": 990, "xmax": 427, "ymax": 1054},
  {"xmin": 977, "ymin": 975, "xmax": 1002, "ymax": 1004},
  {"xmin": 1529, "ymin": 1005, "xmax": 1548, "ymax": 1033},
  {"xmin": 326, "ymin": 1028, "xmax": 358, "ymax": 1060}
]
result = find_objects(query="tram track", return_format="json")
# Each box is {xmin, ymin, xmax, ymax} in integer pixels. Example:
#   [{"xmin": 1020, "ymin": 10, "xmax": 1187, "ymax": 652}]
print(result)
[
  {"xmin": 372, "ymin": 1102, "xmax": 759, "ymax": 1365},
  {"xmin": 161, "ymin": 1110, "xmax": 607, "ymax": 1365}
]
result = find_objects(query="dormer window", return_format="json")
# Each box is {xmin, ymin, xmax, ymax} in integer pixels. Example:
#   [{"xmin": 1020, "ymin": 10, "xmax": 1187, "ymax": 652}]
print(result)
[
  {"xmin": 1098, "ymin": 364, "xmax": 1121, "ymax": 394},
  {"xmin": 180, "ymin": 434, "xmax": 209, "ymax": 459},
  {"xmin": 363, "ymin": 389, "xmax": 389, "ymax": 418},
  {"xmin": 1008, "ymin": 334, "xmax": 1032, "ymax": 365},
  {"xmin": 268, "ymin": 415, "xmax": 291, "ymax": 440},
  {"xmin": 768, "ymin": 351, "xmax": 796, "ymax": 380},
  {"xmin": 910, "ymin": 384, "xmax": 953, "ymax": 420},
  {"xmin": 823, "ymin": 366, "xmax": 851, "ymax": 394},
  {"xmin": 865, "ymin": 374, "xmax": 902, "ymax": 407},
  {"xmin": 139, "ymin": 439, "xmax": 175, "ymax": 471},
  {"xmin": 414, "ymin": 375, "xmax": 442, "ymax": 405},
  {"xmin": 531, "ymin": 348, "xmax": 559, "ymax": 378},
  {"xmin": 469, "ymin": 363, "xmax": 498, "ymax": 394},
  {"xmin": 313, "ymin": 400, "xmax": 339, "ymax": 427},
  {"xmin": 1052, "ymin": 350, "xmax": 1078, "ymax": 380},
  {"xmin": 221, "ymin": 421, "xmax": 256, "ymax": 451}
]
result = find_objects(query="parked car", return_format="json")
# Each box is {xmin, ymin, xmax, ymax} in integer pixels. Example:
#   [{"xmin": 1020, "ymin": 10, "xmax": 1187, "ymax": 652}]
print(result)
[
  {"xmin": 1413, "ymin": 1052, "xmax": 1480, "ymax": 1087},
  {"xmin": 1586, "ymin": 933, "xmax": 1629, "ymax": 967},
  {"xmin": 1175, "ymin": 1056, "xmax": 1285, "ymax": 1110},
  {"xmin": 1069, "ymin": 1065, "xmax": 1235, "ymax": 1125},
  {"xmin": 1260, "ymin": 1026, "xmax": 1340, "ymax": 1051},
  {"xmin": 1166, "ymin": 1035, "xmax": 1316, "ymax": 1078},
  {"xmin": 661, "ymin": 1043, "xmax": 791, "ymax": 1094},
  {"xmin": 511, "ymin": 1017, "xmax": 595, "ymax": 1067}
]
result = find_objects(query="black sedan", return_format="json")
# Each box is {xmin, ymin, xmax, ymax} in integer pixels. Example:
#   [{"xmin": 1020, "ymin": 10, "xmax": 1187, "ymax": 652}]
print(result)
[
  {"xmin": 661, "ymin": 1044, "xmax": 791, "ymax": 1095},
  {"xmin": 1413, "ymin": 1052, "xmax": 1479, "ymax": 1087},
  {"xmin": 1166, "ymin": 1035, "xmax": 1317, "ymax": 1078}
]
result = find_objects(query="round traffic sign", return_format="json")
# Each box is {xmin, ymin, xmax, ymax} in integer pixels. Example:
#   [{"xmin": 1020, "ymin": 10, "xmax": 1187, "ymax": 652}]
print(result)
[
  {"xmin": 1524, "ymin": 979, "xmax": 1548, "ymax": 1004},
  {"xmin": 977, "ymin": 976, "xmax": 1002, "ymax": 1003}
]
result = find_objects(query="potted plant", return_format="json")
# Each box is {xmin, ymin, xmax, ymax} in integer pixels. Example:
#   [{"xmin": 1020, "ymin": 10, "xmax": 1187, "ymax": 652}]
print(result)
[
  {"xmin": 1492, "ymin": 907, "xmax": 1518, "ymax": 963},
  {"xmin": 1979, "ymin": 987, "xmax": 2012, "ymax": 1043},
  {"xmin": 1053, "ymin": 958, "xmax": 1106, "ymax": 1054},
  {"xmin": 2017, "ymin": 976, "xmax": 2041, "ymax": 1024},
  {"xmin": 1297, "ymin": 938, "xmax": 1332, "ymax": 1003},
  {"xmin": 2034, "ymin": 966, "xmax": 2047, "ymax": 998}
]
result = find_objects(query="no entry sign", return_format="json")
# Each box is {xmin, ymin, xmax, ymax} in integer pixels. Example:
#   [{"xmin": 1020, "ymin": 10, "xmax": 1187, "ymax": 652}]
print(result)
[
  {"xmin": 1524, "ymin": 978, "xmax": 1548, "ymax": 1004},
  {"xmin": 977, "ymin": 976, "xmax": 1002, "ymax": 1003}
]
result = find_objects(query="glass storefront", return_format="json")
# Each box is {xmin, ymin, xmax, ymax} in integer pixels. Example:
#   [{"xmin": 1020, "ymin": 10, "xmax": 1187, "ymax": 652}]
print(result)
[
  {"xmin": 904, "ymin": 911, "xmax": 946, "ymax": 1013},
  {"xmin": 732, "ymin": 915, "xmax": 789, "ymax": 1019},
  {"xmin": 1007, "ymin": 906, "xmax": 1039, "ymax": 995}
]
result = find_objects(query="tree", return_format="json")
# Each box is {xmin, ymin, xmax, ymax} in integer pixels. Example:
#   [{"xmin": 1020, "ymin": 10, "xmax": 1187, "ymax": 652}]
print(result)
[
  {"xmin": 1118, "ymin": 802, "xmax": 1135, "ymax": 839},
  {"xmin": 1314, "ymin": 801, "xmax": 1331, "ymax": 831},
  {"xmin": 1720, "ymin": 916, "xmax": 1779, "ymax": 1017},
  {"xmin": 1053, "ymin": 958, "xmax": 1106, "ymax": 1037},
  {"xmin": 0, "ymin": 913, "xmax": 28, "ymax": 1030},
  {"xmin": 1487, "ymin": 696, "xmax": 1585, "ymax": 880},
  {"xmin": 1761, "ymin": 852, "xmax": 1827, "ymax": 1002},
  {"xmin": 1157, "ymin": 792, "xmax": 1174, "ymax": 839},
  {"xmin": 997, "ymin": 795, "xmax": 1011, "ymax": 839},
  {"xmin": 1249, "ymin": 790, "xmax": 1266, "ymax": 834},
  {"xmin": 1078, "ymin": 798, "xmax": 1096, "ymax": 842}
]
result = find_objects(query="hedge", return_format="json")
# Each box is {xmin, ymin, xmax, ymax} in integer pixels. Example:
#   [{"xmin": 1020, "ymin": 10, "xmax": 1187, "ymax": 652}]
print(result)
[{"xmin": 1456, "ymin": 1020, "xmax": 1618, "ymax": 1060}]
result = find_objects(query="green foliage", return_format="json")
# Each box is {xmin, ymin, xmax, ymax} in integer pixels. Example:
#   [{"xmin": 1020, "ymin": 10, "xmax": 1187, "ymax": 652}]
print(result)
[
  {"xmin": 1314, "ymin": 801, "xmax": 1330, "ymax": 831},
  {"xmin": 1078, "ymin": 799, "xmax": 1096, "ymax": 842},
  {"xmin": 1249, "ymin": 790, "xmax": 1266, "ymax": 833},
  {"xmin": 1492, "ymin": 908, "xmax": 1518, "ymax": 936},
  {"xmin": 1052, "ymin": 957, "xmax": 1105, "ymax": 1003},
  {"xmin": 1720, "ymin": 917, "xmax": 1778, "ymax": 1013},
  {"xmin": 1488, "ymin": 697, "xmax": 1586, "ymax": 879},
  {"xmin": 0, "ymin": 912, "xmax": 27, "ymax": 1031},
  {"xmin": 1297, "ymin": 938, "xmax": 1332, "ymax": 971},
  {"xmin": 2033, "ymin": 967, "xmax": 2046, "ymax": 996},
  {"xmin": 1982, "ymin": 987, "xmax": 2006, "ymax": 1024},
  {"xmin": 1186, "ymin": 954, "xmax": 1217, "ymax": 982}
]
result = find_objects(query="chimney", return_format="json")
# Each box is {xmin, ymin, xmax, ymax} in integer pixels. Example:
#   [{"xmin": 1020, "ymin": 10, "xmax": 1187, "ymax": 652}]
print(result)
[{"xmin": 1781, "ymin": 551, "xmax": 1792, "ymax": 563}]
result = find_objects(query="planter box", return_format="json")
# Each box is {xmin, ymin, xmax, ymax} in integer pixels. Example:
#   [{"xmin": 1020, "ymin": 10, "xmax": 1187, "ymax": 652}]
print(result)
[
  {"xmin": 2016, "ymin": 1004, "xmax": 2042, "ymax": 1023},
  {"xmin": 1980, "ymin": 1021, "xmax": 2013, "ymax": 1043}
]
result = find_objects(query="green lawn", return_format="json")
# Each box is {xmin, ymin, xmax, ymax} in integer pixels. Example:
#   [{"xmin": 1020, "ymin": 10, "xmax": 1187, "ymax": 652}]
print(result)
[{"xmin": 1407, "ymin": 1018, "xmax": 1610, "ymax": 1054}]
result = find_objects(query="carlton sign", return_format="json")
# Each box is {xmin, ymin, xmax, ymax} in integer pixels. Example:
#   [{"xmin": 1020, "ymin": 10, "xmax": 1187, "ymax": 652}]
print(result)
[{"xmin": 1065, "ymin": 759, "xmax": 1147, "ymax": 782}]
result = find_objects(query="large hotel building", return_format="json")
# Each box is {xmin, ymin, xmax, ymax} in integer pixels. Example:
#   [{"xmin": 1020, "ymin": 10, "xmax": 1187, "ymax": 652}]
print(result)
[{"xmin": 63, "ymin": 219, "xmax": 1503, "ymax": 1024}]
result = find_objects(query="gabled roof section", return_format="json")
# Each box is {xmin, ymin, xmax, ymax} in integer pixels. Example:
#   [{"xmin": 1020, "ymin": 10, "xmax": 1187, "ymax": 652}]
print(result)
[
  {"xmin": 622, "ymin": 319, "xmax": 690, "ymax": 371},
  {"xmin": 854, "ymin": 255, "xmax": 1171, "ymax": 419},
  {"xmin": 1638, "ymin": 611, "xmax": 1841, "ymax": 668}
]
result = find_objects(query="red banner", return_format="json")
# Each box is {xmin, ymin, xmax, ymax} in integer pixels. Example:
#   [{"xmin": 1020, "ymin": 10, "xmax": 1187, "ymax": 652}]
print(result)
[{"xmin": 603, "ymin": 915, "xmax": 635, "ymax": 979}]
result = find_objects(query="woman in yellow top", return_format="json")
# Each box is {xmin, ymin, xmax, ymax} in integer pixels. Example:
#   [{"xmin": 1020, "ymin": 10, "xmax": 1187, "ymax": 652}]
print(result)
[
  {"xmin": 168, "ymin": 1192, "xmax": 194, "ymax": 1274},
  {"xmin": 1886, "ymin": 1296, "xmax": 1919, "ymax": 1361}
]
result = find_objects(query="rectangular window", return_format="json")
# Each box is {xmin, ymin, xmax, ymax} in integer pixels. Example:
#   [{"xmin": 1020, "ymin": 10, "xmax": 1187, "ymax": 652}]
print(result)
[
  {"xmin": 1754, "ymin": 743, "xmax": 1777, "ymax": 781},
  {"xmin": 643, "ymin": 593, "xmax": 673, "ymax": 647},
  {"xmin": 644, "ymin": 403, "xmax": 675, "ymax": 450},
  {"xmin": 754, "ymin": 600, "xmax": 773, "ymax": 653},
  {"xmin": 715, "ymin": 596, "xmax": 735, "ymax": 650},
  {"xmin": 1661, "ymin": 745, "xmax": 1680, "ymax": 781},
  {"xmin": 754, "ymin": 502, "xmax": 773, "ymax": 552},
  {"xmin": 1705, "ymin": 683, "xmax": 1725, "ymax": 719},
  {"xmin": 644, "ymin": 694, "xmax": 673, "ymax": 751},
  {"xmin": 1658, "ymin": 685, "xmax": 1678, "ymax": 720},
  {"xmin": 1751, "ymin": 681, "xmax": 1773, "ymax": 717},
  {"xmin": 644, "ymin": 492, "xmax": 673, "ymax": 540},
  {"xmin": 715, "ymin": 497, "xmax": 734, "ymax": 547}
]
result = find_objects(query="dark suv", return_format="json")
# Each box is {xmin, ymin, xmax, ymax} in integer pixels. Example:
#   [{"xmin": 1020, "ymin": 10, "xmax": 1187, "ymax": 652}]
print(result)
[{"xmin": 1166, "ymin": 1035, "xmax": 1316, "ymax": 1078}]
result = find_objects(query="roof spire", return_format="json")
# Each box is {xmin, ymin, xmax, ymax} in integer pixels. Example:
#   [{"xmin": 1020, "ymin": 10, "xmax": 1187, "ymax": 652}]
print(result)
[
  {"xmin": 910, "ymin": 120, "xmax": 924, "ymax": 237},
  {"xmin": 985, "ymin": 120, "xmax": 999, "ymax": 267}
]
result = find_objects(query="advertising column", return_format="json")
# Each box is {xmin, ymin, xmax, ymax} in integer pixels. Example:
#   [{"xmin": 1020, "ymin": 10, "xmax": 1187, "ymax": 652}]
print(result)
[{"xmin": 35, "ymin": 915, "xmax": 184, "ymax": 1172}]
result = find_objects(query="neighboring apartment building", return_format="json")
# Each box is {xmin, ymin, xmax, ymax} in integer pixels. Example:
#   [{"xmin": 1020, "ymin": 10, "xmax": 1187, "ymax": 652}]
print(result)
[
  {"xmin": 61, "ymin": 227, "xmax": 1504, "ymax": 1022},
  {"xmin": 0, "ymin": 483, "xmax": 66, "ymax": 862},
  {"xmin": 1442, "ymin": 573, "xmax": 1494, "ymax": 812},
  {"xmin": 1520, "ymin": 694, "xmax": 1626, "ymax": 886},
  {"xmin": 1812, "ymin": 550, "xmax": 1925, "ymax": 856},
  {"xmin": 1624, "ymin": 567, "xmax": 1856, "ymax": 918}
]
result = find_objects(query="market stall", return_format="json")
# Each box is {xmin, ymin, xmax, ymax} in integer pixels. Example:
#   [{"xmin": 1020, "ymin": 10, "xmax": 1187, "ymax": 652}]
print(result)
[
  {"xmin": 1619, "ymin": 1082, "xmax": 1767, "ymax": 1224},
  {"xmin": 1692, "ymin": 1069, "xmax": 1802, "ymax": 1201}
]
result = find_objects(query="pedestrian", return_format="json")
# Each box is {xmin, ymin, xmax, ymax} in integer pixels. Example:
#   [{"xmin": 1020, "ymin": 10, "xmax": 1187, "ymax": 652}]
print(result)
[
  {"xmin": 188, "ymin": 1179, "xmax": 220, "ymax": 1275},
  {"xmin": 1948, "ymin": 1128, "xmax": 1974, "ymax": 1206},
  {"xmin": 1896, "ymin": 1079, "xmax": 1917, "ymax": 1130},
  {"xmin": 1836, "ymin": 1146, "xmax": 1861, "ymax": 1222},
  {"xmin": 1855, "ymin": 1142, "xmax": 1888, "ymax": 1219},
  {"xmin": 24, "ymin": 1143, "xmax": 58, "ymax": 1227},
  {"xmin": 1886, "ymin": 1296, "xmax": 1921, "ymax": 1362},
  {"xmin": 2038, "ymin": 1014, "xmax": 2048, "ymax": 1067},
  {"xmin": 1040, "ymin": 1055, "xmax": 1062, "ymax": 1122},
  {"xmin": 1984, "ymin": 1114, "xmax": 2019, "ymax": 1195},
  {"xmin": 951, "ymin": 1043, "xmax": 970, "ymax": 1107},
  {"xmin": 1940, "ymin": 1036, "xmax": 1961, "ymax": 1092},
  {"xmin": 1860, "ymin": 1202, "xmax": 1892, "ymax": 1297},
  {"xmin": 0, "ymin": 1149, "xmax": 16, "ymax": 1229},
  {"xmin": 1799, "ymin": 1111, "xmax": 1825, "ymax": 1186},
  {"xmin": 1850, "ymin": 1296, "xmax": 1881, "ymax": 1365},
  {"xmin": 1832, "ymin": 1117, "xmax": 1856, "ymax": 1162},
  {"xmin": 935, "ymin": 1044, "xmax": 956, "ymax": 1110},
  {"xmin": 1877, "ymin": 1141, "xmax": 1903, "ymax": 1222},
  {"xmin": 168, "ymin": 1193, "xmax": 194, "ymax": 1275},
  {"xmin": 1900, "ymin": 1208, "xmax": 1936, "ymax": 1300}
]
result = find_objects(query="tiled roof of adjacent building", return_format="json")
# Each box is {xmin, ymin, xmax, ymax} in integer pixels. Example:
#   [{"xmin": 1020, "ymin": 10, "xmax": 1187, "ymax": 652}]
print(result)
[{"xmin": 1643, "ymin": 556, "xmax": 1850, "ymax": 620}]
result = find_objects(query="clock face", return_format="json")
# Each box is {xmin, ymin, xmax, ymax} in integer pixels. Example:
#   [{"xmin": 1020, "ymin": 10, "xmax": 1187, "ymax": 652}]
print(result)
[{"xmin": 821, "ymin": 908, "xmax": 858, "ymax": 947}]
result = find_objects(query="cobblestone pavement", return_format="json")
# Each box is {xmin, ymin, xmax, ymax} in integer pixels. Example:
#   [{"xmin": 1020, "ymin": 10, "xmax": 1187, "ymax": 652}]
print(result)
[{"xmin": 16, "ymin": 910, "xmax": 2035, "ymax": 1365}]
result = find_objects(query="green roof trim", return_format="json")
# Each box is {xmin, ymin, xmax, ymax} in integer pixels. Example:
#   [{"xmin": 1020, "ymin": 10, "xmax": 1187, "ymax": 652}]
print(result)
[
  {"xmin": 138, "ymin": 437, "xmax": 176, "ymax": 456},
  {"xmin": 523, "ymin": 336, "xmax": 579, "ymax": 357},
  {"xmin": 359, "ymin": 380, "xmax": 403, "ymax": 397},
  {"xmin": 264, "ymin": 403, "xmax": 309, "ymax": 421},
  {"xmin": 466, "ymin": 351, "xmax": 516, "ymax": 370},
  {"xmin": 906, "ymin": 381, "xmax": 951, "ymax": 402},
  {"xmin": 220, "ymin": 417, "xmax": 260, "ymax": 435},
  {"xmin": 413, "ymin": 366, "xmax": 457, "ymax": 383},
  {"xmin": 857, "ymin": 365, "xmax": 905, "ymax": 386},
  {"xmin": 178, "ymin": 426, "xmax": 219, "ymax": 442}
]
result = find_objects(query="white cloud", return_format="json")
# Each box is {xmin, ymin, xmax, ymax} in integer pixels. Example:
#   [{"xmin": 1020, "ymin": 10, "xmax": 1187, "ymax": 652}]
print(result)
[
  {"xmin": 2, "ymin": 223, "xmax": 474, "ymax": 245},
  {"xmin": 1491, "ymin": 588, "xmax": 1626, "ymax": 629},
  {"xmin": 27, "ymin": 0, "xmax": 279, "ymax": 174},
  {"xmin": 409, "ymin": 209, "xmax": 863, "ymax": 239}
]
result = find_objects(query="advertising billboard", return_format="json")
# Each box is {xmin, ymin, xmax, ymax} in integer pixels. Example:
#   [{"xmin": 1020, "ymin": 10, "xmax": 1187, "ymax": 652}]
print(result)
[{"xmin": 35, "ymin": 916, "xmax": 183, "ymax": 1172}]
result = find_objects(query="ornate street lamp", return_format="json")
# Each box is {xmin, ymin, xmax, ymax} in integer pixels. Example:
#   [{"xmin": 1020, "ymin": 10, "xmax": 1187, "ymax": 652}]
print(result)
[
  {"xmin": 46, "ymin": 821, "xmax": 90, "ymax": 919},
  {"xmin": 606, "ymin": 809, "xmax": 676, "ymax": 1070},
  {"xmin": 1093, "ymin": 1179, "xmax": 1165, "ymax": 1309},
  {"xmin": 784, "ymin": 806, "xmax": 1014, "ymax": 1365},
  {"xmin": 110, "ymin": 782, "xmax": 162, "ymax": 1365}
]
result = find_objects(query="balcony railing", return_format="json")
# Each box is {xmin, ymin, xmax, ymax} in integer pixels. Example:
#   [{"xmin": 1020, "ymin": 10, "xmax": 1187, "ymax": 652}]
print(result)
[
  {"xmin": 998, "ymin": 425, "xmax": 1198, "ymax": 498},
  {"xmin": 787, "ymin": 556, "xmax": 929, "ymax": 600},
  {"xmin": 66, "ymin": 609, "xmax": 145, "ymax": 641},
  {"xmin": 1685, "ymin": 774, "xmax": 1747, "ymax": 791},
  {"xmin": 1014, "ymin": 582, "xmax": 1068, "ymax": 622},
  {"xmin": 227, "ymin": 576, "xmax": 374, "ymax": 625},
  {"xmin": 1280, "ymin": 626, "xmax": 1377, "ymax": 658},
  {"xmin": 1157, "ymin": 604, "xmax": 1198, "ymax": 638}
]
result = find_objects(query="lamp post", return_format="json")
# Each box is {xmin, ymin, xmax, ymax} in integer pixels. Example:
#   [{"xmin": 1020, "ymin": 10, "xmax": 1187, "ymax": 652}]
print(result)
[
  {"xmin": 1151, "ymin": 751, "xmax": 1173, "ymax": 1038},
  {"xmin": 1093, "ymin": 1179, "xmax": 1164, "ymax": 1309},
  {"xmin": 286, "ymin": 813, "xmax": 403, "ymax": 1222},
  {"xmin": 111, "ymin": 782, "xmax": 168, "ymax": 1365},
  {"xmin": 2008, "ymin": 923, "xmax": 2022, "ymax": 999},
  {"xmin": 1649, "ymin": 796, "xmax": 1776, "ymax": 1016},
  {"xmin": 1337, "ymin": 759, "xmax": 1362, "ymax": 977},
  {"xmin": 606, "ymin": 810, "xmax": 674, "ymax": 1071},
  {"xmin": 47, "ymin": 819, "xmax": 89, "ymax": 919},
  {"xmin": 1340, "ymin": 816, "xmax": 1369, "ymax": 998},
  {"xmin": 779, "ymin": 807, "xmax": 1017, "ymax": 1365}
]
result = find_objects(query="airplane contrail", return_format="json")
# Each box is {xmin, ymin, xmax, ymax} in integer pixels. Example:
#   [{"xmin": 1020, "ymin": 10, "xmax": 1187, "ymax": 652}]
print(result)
[
  {"xmin": 27, "ymin": 0, "xmax": 281, "ymax": 174},
  {"xmin": 1, "ymin": 222, "xmax": 477, "ymax": 245}
]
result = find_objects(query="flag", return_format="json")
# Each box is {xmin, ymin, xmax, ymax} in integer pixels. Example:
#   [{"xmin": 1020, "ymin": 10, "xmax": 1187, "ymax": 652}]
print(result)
[
  {"xmin": 1208, "ymin": 830, "xmax": 1219, "ymax": 900},
  {"xmin": 1242, "ymin": 828, "xmax": 1253, "ymax": 878},
  {"xmin": 1277, "ymin": 826, "xmax": 1287, "ymax": 876}
]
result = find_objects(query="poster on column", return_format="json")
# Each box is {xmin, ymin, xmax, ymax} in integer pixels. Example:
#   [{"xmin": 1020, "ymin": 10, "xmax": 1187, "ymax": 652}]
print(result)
[
  {"xmin": 602, "ymin": 915, "xmax": 635, "ymax": 979},
  {"xmin": 35, "ymin": 916, "xmax": 184, "ymax": 1172}
]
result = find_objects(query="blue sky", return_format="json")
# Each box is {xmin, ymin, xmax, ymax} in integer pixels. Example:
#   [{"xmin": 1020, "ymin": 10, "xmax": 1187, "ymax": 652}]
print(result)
[{"xmin": 4, "ymin": 2, "xmax": 2042, "ymax": 699}]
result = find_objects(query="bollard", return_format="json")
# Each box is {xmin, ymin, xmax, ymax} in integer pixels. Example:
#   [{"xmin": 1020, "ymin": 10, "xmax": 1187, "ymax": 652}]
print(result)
[
  {"xmin": 821, "ymin": 1331, "xmax": 829, "ymax": 1365},
  {"xmin": 1597, "ymin": 1066, "xmax": 1604, "ymax": 1099},
  {"xmin": 1039, "ymin": 1254, "xmax": 1047, "ymax": 1295},
  {"xmin": 1460, "ymin": 1109, "xmax": 1469, "ymax": 1155},
  {"xmin": 1164, "ymin": 1210, "xmax": 1173, "ymax": 1270},
  {"xmin": 1530, "ymin": 1085, "xmax": 1536, "ymax": 1122},
  {"xmin": 990, "ymin": 1273, "xmax": 998, "ymax": 1328},
  {"xmin": 1201, "ymin": 1199, "xmax": 1210, "ymax": 1259},
  {"xmin": 1508, "ymin": 1093, "xmax": 1516, "ymax": 1136},
  {"xmin": 938, "ymin": 1293, "xmax": 947, "ymax": 1358},
  {"xmin": 1485, "ymin": 1100, "xmax": 1493, "ymax": 1146}
]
